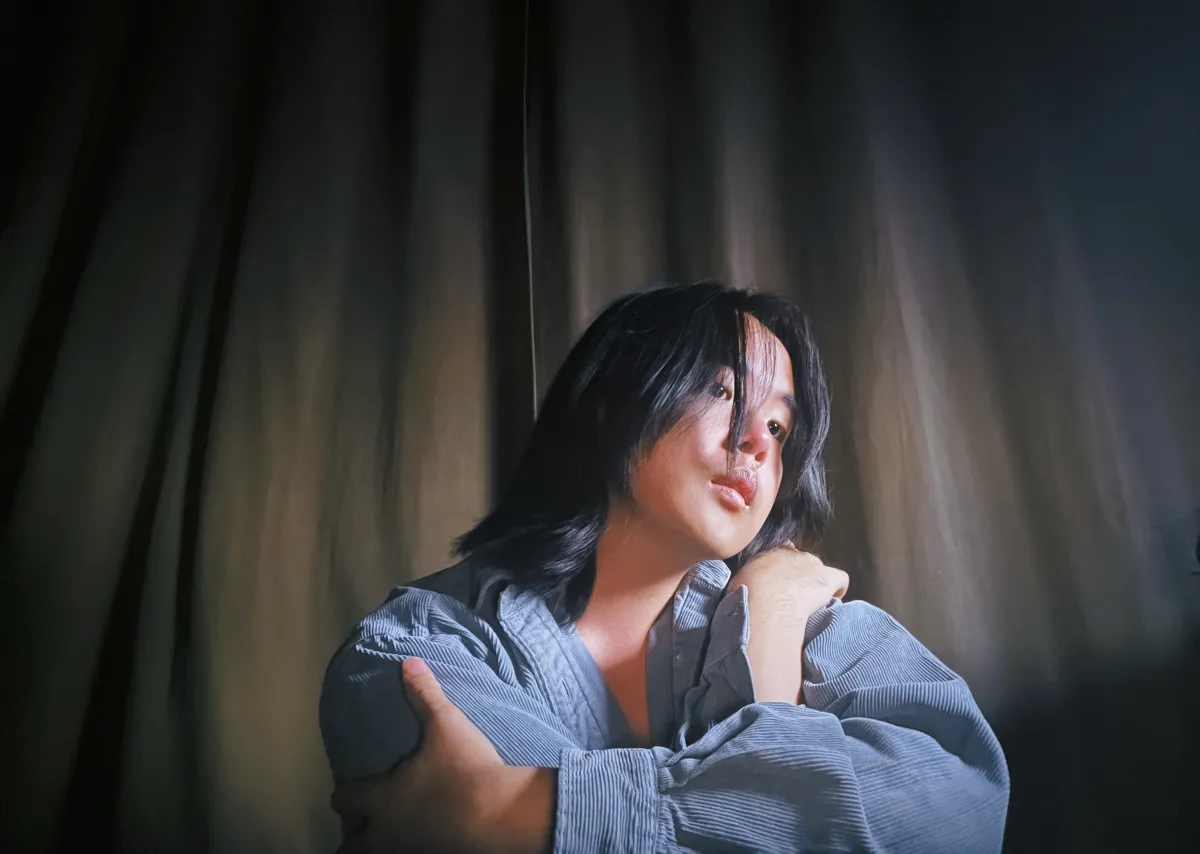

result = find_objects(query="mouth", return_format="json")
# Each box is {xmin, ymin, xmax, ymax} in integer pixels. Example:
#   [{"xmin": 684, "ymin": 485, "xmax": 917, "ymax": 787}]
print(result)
[{"xmin": 711, "ymin": 469, "xmax": 758, "ymax": 510}]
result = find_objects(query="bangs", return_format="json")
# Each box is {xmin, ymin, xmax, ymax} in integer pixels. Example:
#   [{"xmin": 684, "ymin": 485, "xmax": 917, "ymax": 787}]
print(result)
[
  {"xmin": 623, "ymin": 297, "xmax": 750, "ymax": 477},
  {"xmin": 611, "ymin": 286, "xmax": 808, "ymax": 504},
  {"xmin": 456, "ymin": 280, "xmax": 831, "ymax": 622}
]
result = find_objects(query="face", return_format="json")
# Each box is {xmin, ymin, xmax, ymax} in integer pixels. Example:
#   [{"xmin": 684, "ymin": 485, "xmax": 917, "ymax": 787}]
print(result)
[{"xmin": 624, "ymin": 317, "xmax": 796, "ymax": 562}]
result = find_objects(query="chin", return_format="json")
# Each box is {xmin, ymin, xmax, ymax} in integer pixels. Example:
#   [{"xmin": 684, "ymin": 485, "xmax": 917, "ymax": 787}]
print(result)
[
  {"xmin": 664, "ymin": 507, "xmax": 759, "ymax": 564},
  {"xmin": 681, "ymin": 520, "xmax": 744, "ymax": 561},
  {"xmin": 717, "ymin": 541, "xmax": 754, "ymax": 561},
  {"xmin": 695, "ymin": 529, "xmax": 756, "ymax": 562}
]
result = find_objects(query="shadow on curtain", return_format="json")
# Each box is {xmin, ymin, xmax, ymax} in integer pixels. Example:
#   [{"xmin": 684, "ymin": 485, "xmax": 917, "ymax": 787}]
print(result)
[{"xmin": 2, "ymin": 1, "xmax": 1197, "ymax": 852}]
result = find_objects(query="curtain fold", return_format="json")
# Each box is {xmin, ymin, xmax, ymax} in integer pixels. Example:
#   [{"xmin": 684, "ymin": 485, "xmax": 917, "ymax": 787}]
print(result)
[{"xmin": 2, "ymin": 1, "xmax": 1197, "ymax": 852}]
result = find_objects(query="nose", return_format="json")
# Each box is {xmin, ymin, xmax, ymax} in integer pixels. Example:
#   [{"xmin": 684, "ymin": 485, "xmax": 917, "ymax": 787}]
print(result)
[{"xmin": 735, "ymin": 415, "xmax": 774, "ymax": 464}]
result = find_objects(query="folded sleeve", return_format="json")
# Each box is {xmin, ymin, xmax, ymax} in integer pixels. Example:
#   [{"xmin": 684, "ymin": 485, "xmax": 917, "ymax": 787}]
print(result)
[
  {"xmin": 323, "ymin": 590, "xmax": 1009, "ymax": 853},
  {"xmin": 556, "ymin": 599, "xmax": 1009, "ymax": 853},
  {"xmin": 674, "ymin": 583, "xmax": 758, "ymax": 744}
]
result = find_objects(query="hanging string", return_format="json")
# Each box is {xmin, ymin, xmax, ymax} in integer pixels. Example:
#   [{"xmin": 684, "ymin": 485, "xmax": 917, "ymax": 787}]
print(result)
[{"xmin": 521, "ymin": 0, "xmax": 539, "ymax": 418}]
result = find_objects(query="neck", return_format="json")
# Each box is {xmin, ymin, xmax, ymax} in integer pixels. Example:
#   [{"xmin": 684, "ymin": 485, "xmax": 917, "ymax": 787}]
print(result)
[{"xmin": 579, "ymin": 502, "xmax": 698, "ymax": 642}]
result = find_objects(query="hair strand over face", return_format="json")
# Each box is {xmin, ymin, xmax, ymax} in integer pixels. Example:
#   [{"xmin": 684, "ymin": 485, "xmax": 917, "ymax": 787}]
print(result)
[{"xmin": 455, "ymin": 280, "xmax": 831, "ymax": 623}]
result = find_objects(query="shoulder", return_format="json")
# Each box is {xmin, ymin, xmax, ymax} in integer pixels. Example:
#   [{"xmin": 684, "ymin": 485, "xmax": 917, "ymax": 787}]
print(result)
[
  {"xmin": 351, "ymin": 557, "xmax": 500, "ymax": 640},
  {"xmin": 804, "ymin": 599, "xmax": 962, "ymax": 686},
  {"xmin": 323, "ymin": 557, "xmax": 515, "ymax": 682},
  {"xmin": 320, "ymin": 559, "xmax": 537, "ymax": 781},
  {"xmin": 406, "ymin": 557, "xmax": 489, "ymax": 601},
  {"xmin": 808, "ymin": 599, "xmax": 912, "ymax": 645}
]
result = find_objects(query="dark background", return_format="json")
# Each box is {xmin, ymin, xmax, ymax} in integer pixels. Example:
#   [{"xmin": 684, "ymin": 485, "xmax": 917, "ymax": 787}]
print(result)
[{"xmin": 2, "ymin": 1, "xmax": 1198, "ymax": 851}]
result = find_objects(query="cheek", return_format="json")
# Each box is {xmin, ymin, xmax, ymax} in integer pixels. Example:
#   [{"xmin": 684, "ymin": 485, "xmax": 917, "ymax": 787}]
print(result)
[
  {"xmin": 691, "ymin": 410, "xmax": 734, "ymax": 460},
  {"xmin": 630, "ymin": 436, "xmax": 688, "ymax": 505},
  {"xmin": 768, "ymin": 457, "xmax": 784, "ymax": 493},
  {"xmin": 629, "ymin": 428, "xmax": 716, "ymax": 522},
  {"xmin": 757, "ymin": 459, "xmax": 784, "ymax": 510},
  {"xmin": 659, "ymin": 415, "xmax": 727, "ymax": 469}
]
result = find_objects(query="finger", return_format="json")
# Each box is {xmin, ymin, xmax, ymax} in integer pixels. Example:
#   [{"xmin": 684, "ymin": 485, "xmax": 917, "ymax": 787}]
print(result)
[{"xmin": 401, "ymin": 657, "xmax": 455, "ymax": 722}]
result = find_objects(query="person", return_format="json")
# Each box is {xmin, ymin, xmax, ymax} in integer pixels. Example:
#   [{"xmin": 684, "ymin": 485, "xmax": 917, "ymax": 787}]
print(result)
[{"xmin": 319, "ymin": 281, "xmax": 1010, "ymax": 853}]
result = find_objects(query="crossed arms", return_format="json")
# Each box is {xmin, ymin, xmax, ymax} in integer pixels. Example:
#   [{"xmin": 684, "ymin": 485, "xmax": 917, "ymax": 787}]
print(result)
[{"xmin": 320, "ymin": 569, "xmax": 1009, "ymax": 852}]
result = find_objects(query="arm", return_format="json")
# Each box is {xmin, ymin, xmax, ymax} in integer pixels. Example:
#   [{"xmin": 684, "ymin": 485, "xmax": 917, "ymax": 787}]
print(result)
[
  {"xmin": 730, "ymin": 547, "xmax": 849, "ymax": 704},
  {"xmin": 323, "ymin": 590, "xmax": 1008, "ymax": 853},
  {"xmin": 552, "ymin": 600, "xmax": 1008, "ymax": 853},
  {"xmin": 320, "ymin": 587, "xmax": 579, "ymax": 782}
]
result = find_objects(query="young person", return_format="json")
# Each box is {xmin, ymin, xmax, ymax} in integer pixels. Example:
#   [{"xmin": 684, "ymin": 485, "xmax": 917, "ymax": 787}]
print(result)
[{"xmin": 319, "ymin": 281, "xmax": 1009, "ymax": 853}]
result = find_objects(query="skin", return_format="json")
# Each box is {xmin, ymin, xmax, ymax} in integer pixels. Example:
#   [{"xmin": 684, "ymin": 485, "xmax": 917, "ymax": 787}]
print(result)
[
  {"xmin": 576, "ymin": 316, "xmax": 808, "ymax": 739},
  {"xmin": 731, "ymin": 545, "xmax": 848, "ymax": 704},
  {"xmin": 333, "ymin": 318, "xmax": 848, "ymax": 853}
]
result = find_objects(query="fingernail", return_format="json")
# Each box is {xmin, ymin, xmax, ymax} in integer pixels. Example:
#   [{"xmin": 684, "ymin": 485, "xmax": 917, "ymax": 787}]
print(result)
[{"xmin": 403, "ymin": 657, "xmax": 430, "ymax": 677}]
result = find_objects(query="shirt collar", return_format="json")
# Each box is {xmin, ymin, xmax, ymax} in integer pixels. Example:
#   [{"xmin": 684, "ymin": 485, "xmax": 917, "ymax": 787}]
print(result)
[{"xmin": 495, "ymin": 559, "xmax": 734, "ymax": 628}]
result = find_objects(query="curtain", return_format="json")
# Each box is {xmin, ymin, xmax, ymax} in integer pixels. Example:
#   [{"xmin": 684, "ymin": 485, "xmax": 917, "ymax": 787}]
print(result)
[{"xmin": 3, "ymin": 1, "xmax": 1197, "ymax": 851}]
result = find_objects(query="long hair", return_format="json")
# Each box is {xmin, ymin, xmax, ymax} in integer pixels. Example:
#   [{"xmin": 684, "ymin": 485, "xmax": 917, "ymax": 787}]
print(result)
[{"xmin": 456, "ymin": 281, "xmax": 831, "ymax": 623}]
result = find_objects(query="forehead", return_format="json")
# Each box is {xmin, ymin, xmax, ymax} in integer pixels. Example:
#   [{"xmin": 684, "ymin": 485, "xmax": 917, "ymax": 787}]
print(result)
[{"xmin": 743, "ymin": 317, "xmax": 794, "ymax": 393}]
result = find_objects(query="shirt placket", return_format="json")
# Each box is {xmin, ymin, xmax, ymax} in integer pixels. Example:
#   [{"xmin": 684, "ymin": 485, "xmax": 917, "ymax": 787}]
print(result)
[
  {"xmin": 666, "ymin": 560, "xmax": 733, "ymax": 748},
  {"xmin": 497, "ymin": 585, "xmax": 613, "ymax": 749}
]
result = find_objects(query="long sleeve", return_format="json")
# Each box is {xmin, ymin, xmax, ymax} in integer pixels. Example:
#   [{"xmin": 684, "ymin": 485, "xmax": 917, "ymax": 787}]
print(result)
[
  {"xmin": 555, "ymin": 599, "xmax": 1009, "ymax": 853},
  {"xmin": 321, "ymin": 589, "xmax": 1009, "ymax": 853},
  {"xmin": 319, "ymin": 587, "xmax": 580, "ymax": 781}
]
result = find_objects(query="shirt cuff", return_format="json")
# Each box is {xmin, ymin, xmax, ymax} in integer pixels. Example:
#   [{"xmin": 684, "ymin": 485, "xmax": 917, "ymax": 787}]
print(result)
[
  {"xmin": 701, "ymin": 584, "xmax": 757, "ymax": 705},
  {"xmin": 672, "ymin": 586, "xmax": 756, "ymax": 747},
  {"xmin": 555, "ymin": 748, "xmax": 660, "ymax": 852}
]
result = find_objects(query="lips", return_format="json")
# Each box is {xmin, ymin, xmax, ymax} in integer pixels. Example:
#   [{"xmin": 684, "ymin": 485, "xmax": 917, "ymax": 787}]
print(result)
[{"xmin": 712, "ymin": 468, "xmax": 758, "ymax": 507}]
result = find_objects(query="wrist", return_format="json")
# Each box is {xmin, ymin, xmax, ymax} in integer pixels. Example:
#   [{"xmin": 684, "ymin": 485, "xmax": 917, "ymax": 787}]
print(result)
[
  {"xmin": 732, "ymin": 550, "xmax": 848, "ymax": 606},
  {"xmin": 516, "ymin": 767, "xmax": 557, "ymax": 854},
  {"xmin": 476, "ymin": 766, "xmax": 556, "ymax": 854},
  {"xmin": 736, "ymin": 572, "xmax": 835, "ymax": 622}
]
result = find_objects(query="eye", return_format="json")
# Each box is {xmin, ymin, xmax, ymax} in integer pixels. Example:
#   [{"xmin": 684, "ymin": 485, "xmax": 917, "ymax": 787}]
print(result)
[
  {"xmin": 768, "ymin": 421, "xmax": 790, "ymax": 442},
  {"xmin": 710, "ymin": 381, "xmax": 733, "ymax": 401}
]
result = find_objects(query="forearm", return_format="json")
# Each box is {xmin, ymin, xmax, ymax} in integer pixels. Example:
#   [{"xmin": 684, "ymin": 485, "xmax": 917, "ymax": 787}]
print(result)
[
  {"xmin": 548, "ymin": 603, "xmax": 1008, "ymax": 852},
  {"xmin": 551, "ymin": 693, "xmax": 1007, "ymax": 854},
  {"xmin": 736, "ymin": 571, "xmax": 838, "ymax": 704},
  {"xmin": 742, "ymin": 587, "xmax": 807, "ymax": 703},
  {"xmin": 494, "ymin": 766, "xmax": 557, "ymax": 854}
]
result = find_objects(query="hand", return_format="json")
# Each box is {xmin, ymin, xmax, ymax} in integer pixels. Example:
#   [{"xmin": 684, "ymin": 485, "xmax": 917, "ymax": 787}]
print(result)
[
  {"xmin": 332, "ymin": 657, "xmax": 556, "ymax": 854},
  {"xmin": 728, "ymin": 545, "xmax": 848, "ymax": 705},
  {"xmin": 731, "ymin": 543, "xmax": 849, "ymax": 602}
]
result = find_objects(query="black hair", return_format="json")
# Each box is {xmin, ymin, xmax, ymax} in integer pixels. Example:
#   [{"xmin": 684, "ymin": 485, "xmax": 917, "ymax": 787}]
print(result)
[{"xmin": 455, "ymin": 280, "xmax": 831, "ymax": 623}]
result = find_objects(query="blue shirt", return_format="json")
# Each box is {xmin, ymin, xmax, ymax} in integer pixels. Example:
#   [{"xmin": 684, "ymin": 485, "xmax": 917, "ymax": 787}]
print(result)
[{"xmin": 320, "ymin": 557, "xmax": 1009, "ymax": 852}]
